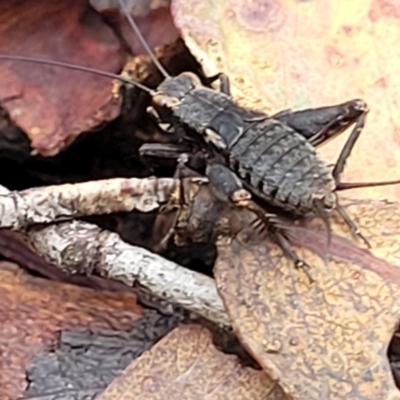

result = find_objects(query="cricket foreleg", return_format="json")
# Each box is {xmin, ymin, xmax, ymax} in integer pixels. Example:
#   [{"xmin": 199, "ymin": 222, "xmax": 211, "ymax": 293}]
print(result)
[
  {"xmin": 153, "ymin": 154, "xmax": 204, "ymax": 251},
  {"xmin": 139, "ymin": 143, "xmax": 194, "ymax": 159},
  {"xmin": 139, "ymin": 142, "xmax": 207, "ymax": 174}
]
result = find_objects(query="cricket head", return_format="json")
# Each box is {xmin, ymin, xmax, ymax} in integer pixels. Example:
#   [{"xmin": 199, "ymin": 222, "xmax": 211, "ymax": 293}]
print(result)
[{"xmin": 153, "ymin": 72, "xmax": 202, "ymax": 109}]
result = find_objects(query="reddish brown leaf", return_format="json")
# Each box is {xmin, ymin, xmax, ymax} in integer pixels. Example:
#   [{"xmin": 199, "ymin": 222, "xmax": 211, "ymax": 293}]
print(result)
[
  {"xmin": 214, "ymin": 199, "xmax": 400, "ymax": 399},
  {"xmin": 92, "ymin": 0, "xmax": 179, "ymax": 56},
  {"xmin": 0, "ymin": 262, "xmax": 142, "ymax": 400},
  {"xmin": 172, "ymin": 0, "xmax": 400, "ymax": 200},
  {"xmin": 0, "ymin": 0, "xmax": 125, "ymax": 156},
  {"xmin": 98, "ymin": 324, "xmax": 286, "ymax": 399}
]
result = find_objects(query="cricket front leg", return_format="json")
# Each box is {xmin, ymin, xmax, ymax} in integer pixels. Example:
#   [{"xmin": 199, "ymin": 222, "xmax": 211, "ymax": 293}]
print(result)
[
  {"xmin": 151, "ymin": 154, "xmax": 206, "ymax": 251},
  {"xmin": 139, "ymin": 142, "xmax": 208, "ymax": 175}
]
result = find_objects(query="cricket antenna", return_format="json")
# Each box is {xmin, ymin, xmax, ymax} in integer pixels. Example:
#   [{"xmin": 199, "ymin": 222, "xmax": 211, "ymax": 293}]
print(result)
[
  {"xmin": 117, "ymin": 0, "xmax": 171, "ymax": 79},
  {"xmin": 0, "ymin": 54, "xmax": 156, "ymax": 95},
  {"xmin": 336, "ymin": 179, "xmax": 400, "ymax": 190}
]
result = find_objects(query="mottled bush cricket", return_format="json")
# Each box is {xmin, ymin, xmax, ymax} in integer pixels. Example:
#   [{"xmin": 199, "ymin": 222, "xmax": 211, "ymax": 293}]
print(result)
[{"xmin": 0, "ymin": 0, "xmax": 399, "ymax": 277}]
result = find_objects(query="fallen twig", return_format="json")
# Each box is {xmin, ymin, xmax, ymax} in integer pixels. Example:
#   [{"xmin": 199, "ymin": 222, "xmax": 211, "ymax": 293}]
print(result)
[
  {"xmin": 0, "ymin": 177, "xmax": 180, "ymax": 229},
  {"xmin": 0, "ymin": 182, "xmax": 230, "ymax": 328},
  {"xmin": 28, "ymin": 220, "xmax": 231, "ymax": 328}
]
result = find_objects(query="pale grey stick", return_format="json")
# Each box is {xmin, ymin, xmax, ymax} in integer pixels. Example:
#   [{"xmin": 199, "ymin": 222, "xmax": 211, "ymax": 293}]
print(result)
[
  {"xmin": 0, "ymin": 177, "xmax": 179, "ymax": 229},
  {"xmin": 28, "ymin": 220, "xmax": 230, "ymax": 328},
  {"xmin": 0, "ymin": 183, "xmax": 230, "ymax": 328}
]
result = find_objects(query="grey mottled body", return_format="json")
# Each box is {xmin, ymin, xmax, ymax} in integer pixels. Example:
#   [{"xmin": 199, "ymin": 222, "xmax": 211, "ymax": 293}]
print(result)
[{"xmin": 155, "ymin": 75, "xmax": 336, "ymax": 215}]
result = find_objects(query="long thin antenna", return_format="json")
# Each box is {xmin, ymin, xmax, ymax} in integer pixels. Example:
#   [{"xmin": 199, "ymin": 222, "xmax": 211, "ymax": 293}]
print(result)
[
  {"xmin": 336, "ymin": 179, "xmax": 400, "ymax": 190},
  {"xmin": 117, "ymin": 0, "xmax": 170, "ymax": 78},
  {"xmin": 0, "ymin": 54, "xmax": 156, "ymax": 95}
]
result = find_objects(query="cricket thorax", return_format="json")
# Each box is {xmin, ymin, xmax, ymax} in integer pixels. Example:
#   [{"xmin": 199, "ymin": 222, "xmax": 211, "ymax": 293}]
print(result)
[{"xmin": 172, "ymin": 86, "xmax": 249, "ymax": 150}]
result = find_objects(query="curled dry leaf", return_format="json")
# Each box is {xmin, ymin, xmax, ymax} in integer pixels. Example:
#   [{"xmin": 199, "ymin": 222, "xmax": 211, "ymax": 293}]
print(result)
[
  {"xmin": 97, "ymin": 324, "xmax": 286, "ymax": 399},
  {"xmin": 172, "ymin": 0, "xmax": 400, "ymax": 200},
  {"xmin": 0, "ymin": 0, "xmax": 125, "ymax": 156},
  {"xmin": 213, "ymin": 199, "xmax": 400, "ymax": 400}
]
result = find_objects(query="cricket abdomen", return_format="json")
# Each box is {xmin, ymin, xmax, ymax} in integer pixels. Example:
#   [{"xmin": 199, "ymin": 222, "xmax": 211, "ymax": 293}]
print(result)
[{"xmin": 228, "ymin": 119, "xmax": 336, "ymax": 213}]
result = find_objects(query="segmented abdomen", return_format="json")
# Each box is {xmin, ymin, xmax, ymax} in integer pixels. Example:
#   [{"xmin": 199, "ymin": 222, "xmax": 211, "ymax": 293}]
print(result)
[{"xmin": 228, "ymin": 118, "xmax": 334, "ymax": 213}]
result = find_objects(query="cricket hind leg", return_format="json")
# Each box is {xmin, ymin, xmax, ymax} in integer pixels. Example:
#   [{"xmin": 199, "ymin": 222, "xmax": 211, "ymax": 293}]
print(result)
[
  {"xmin": 272, "ymin": 99, "xmax": 371, "ymax": 246},
  {"xmin": 271, "ymin": 99, "xmax": 368, "ymax": 148},
  {"xmin": 271, "ymin": 99, "xmax": 396, "ymax": 205},
  {"xmin": 304, "ymin": 102, "xmax": 371, "ymax": 247}
]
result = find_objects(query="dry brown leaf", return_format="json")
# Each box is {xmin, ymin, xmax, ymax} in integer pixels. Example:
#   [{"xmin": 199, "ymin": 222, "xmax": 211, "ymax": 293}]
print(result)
[
  {"xmin": 172, "ymin": 0, "xmax": 400, "ymax": 201},
  {"xmin": 0, "ymin": 1, "xmax": 181, "ymax": 156},
  {"xmin": 98, "ymin": 324, "xmax": 287, "ymax": 399},
  {"xmin": 213, "ymin": 198, "xmax": 400, "ymax": 400},
  {"xmin": 165, "ymin": 178, "xmax": 400, "ymax": 398},
  {"xmin": 166, "ymin": 6, "xmax": 400, "ymax": 396},
  {"xmin": 0, "ymin": 262, "xmax": 142, "ymax": 399},
  {"xmin": 93, "ymin": 1, "xmax": 180, "ymax": 56},
  {"xmin": 0, "ymin": 0, "xmax": 124, "ymax": 156}
]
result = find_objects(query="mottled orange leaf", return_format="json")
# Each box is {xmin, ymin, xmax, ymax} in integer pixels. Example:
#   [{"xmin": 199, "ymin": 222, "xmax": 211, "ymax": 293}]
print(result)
[
  {"xmin": 153, "ymin": 177, "xmax": 400, "ymax": 398},
  {"xmin": 172, "ymin": 0, "xmax": 400, "ymax": 200},
  {"xmin": 98, "ymin": 324, "xmax": 286, "ymax": 399},
  {"xmin": 214, "ymin": 198, "xmax": 400, "ymax": 399}
]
